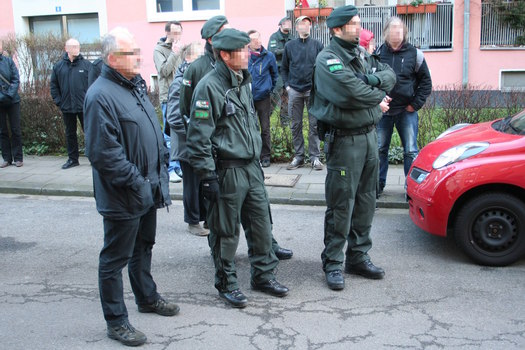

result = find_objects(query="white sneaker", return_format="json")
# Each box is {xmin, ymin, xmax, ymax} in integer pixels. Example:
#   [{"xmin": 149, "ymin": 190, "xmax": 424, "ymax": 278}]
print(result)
[
  {"xmin": 187, "ymin": 224, "xmax": 209, "ymax": 236},
  {"xmin": 312, "ymin": 158, "xmax": 324, "ymax": 171},
  {"xmin": 169, "ymin": 171, "xmax": 182, "ymax": 183}
]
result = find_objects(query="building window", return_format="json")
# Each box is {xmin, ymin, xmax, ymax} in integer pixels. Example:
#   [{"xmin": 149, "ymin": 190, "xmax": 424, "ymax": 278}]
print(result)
[
  {"xmin": 29, "ymin": 13, "xmax": 100, "ymax": 44},
  {"xmin": 147, "ymin": 0, "xmax": 224, "ymax": 22},
  {"xmin": 500, "ymin": 70, "xmax": 525, "ymax": 91}
]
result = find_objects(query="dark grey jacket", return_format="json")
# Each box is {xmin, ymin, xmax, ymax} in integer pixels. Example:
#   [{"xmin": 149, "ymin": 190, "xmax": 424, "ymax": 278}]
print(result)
[
  {"xmin": 0, "ymin": 55, "xmax": 20, "ymax": 105},
  {"xmin": 84, "ymin": 64, "xmax": 171, "ymax": 219},
  {"xmin": 50, "ymin": 53, "xmax": 92, "ymax": 113},
  {"xmin": 166, "ymin": 61, "xmax": 189, "ymax": 162}
]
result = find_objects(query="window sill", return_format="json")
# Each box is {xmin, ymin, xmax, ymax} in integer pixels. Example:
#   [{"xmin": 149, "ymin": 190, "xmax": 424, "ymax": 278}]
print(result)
[
  {"xmin": 147, "ymin": 9, "xmax": 224, "ymax": 22},
  {"xmin": 480, "ymin": 46, "xmax": 525, "ymax": 51}
]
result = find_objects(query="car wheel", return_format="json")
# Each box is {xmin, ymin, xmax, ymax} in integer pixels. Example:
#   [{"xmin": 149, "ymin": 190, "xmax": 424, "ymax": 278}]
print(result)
[{"xmin": 454, "ymin": 192, "xmax": 525, "ymax": 266}]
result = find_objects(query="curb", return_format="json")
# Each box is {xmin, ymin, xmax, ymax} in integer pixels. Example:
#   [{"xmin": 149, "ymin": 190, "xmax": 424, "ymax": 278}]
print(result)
[{"xmin": 0, "ymin": 185, "xmax": 408, "ymax": 209}]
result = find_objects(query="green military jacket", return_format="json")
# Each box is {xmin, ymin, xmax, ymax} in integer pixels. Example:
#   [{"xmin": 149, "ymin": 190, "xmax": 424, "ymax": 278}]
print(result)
[
  {"xmin": 186, "ymin": 60, "xmax": 262, "ymax": 180},
  {"xmin": 310, "ymin": 38, "xmax": 396, "ymax": 130},
  {"xmin": 179, "ymin": 49, "xmax": 215, "ymax": 119},
  {"xmin": 267, "ymin": 29, "xmax": 292, "ymax": 70}
]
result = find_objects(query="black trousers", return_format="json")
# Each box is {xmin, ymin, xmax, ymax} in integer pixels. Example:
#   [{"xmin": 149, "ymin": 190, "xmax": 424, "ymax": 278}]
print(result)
[
  {"xmin": 99, "ymin": 207, "xmax": 160, "ymax": 326},
  {"xmin": 62, "ymin": 112, "xmax": 84, "ymax": 162},
  {"xmin": 255, "ymin": 97, "xmax": 271, "ymax": 161},
  {"xmin": 0, "ymin": 102, "xmax": 23, "ymax": 163},
  {"xmin": 180, "ymin": 160, "xmax": 207, "ymax": 225}
]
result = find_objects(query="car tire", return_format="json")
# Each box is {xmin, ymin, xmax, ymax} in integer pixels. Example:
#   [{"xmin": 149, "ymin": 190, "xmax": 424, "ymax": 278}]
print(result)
[{"xmin": 454, "ymin": 192, "xmax": 525, "ymax": 266}]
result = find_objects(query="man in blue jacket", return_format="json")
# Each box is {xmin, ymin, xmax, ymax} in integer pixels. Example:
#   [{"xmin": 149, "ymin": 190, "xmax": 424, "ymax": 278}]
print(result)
[
  {"xmin": 247, "ymin": 30, "xmax": 279, "ymax": 168},
  {"xmin": 281, "ymin": 16, "xmax": 324, "ymax": 171},
  {"xmin": 50, "ymin": 38, "xmax": 92, "ymax": 169}
]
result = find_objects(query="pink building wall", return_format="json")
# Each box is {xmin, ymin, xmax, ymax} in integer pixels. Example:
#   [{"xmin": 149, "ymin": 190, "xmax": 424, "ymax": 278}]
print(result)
[
  {"xmin": 105, "ymin": 0, "xmax": 285, "ymax": 83},
  {"xmin": 466, "ymin": 1, "xmax": 525, "ymax": 89},
  {"xmin": 0, "ymin": 0, "xmax": 15, "ymax": 39},
  {"xmin": 424, "ymin": 1, "xmax": 525, "ymax": 89},
  {"xmin": 1, "ymin": 0, "xmax": 523, "ymax": 90}
]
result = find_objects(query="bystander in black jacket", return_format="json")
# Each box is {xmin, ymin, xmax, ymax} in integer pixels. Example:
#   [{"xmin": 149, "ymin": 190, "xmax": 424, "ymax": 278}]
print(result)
[
  {"xmin": 281, "ymin": 36, "xmax": 324, "ymax": 92},
  {"xmin": 50, "ymin": 52, "xmax": 91, "ymax": 113},
  {"xmin": 84, "ymin": 64, "xmax": 171, "ymax": 220},
  {"xmin": 376, "ymin": 42, "xmax": 432, "ymax": 115}
]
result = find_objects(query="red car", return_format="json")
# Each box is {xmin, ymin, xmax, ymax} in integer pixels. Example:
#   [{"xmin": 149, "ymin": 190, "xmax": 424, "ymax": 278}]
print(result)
[{"xmin": 406, "ymin": 109, "xmax": 525, "ymax": 266}]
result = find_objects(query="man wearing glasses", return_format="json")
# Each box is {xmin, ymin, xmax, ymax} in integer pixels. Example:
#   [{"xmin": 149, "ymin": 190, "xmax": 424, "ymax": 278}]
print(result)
[{"xmin": 84, "ymin": 27, "xmax": 178, "ymax": 347}]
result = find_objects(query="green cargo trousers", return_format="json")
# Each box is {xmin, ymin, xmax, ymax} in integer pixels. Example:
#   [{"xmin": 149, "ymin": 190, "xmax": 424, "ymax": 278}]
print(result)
[
  {"xmin": 321, "ymin": 130, "xmax": 378, "ymax": 272},
  {"xmin": 207, "ymin": 161, "xmax": 278, "ymax": 292}
]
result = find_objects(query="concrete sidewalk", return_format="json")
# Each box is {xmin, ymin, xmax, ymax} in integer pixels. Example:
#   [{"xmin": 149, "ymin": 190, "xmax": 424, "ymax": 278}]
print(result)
[{"xmin": 0, "ymin": 155, "xmax": 408, "ymax": 208}]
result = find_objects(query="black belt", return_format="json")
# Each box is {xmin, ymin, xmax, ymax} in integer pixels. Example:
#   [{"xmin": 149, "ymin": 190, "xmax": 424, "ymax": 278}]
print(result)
[
  {"xmin": 217, "ymin": 159, "xmax": 252, "ymax": 169},
  {"xmin": 335, "ymin": 124, "xmax": 375, "ymax": 137}
]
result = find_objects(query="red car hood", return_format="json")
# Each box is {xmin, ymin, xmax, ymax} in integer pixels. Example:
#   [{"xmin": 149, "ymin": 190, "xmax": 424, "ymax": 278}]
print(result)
[{"xmin": 413, "ymin": 120, "xmax": 522, "ymax": 171}]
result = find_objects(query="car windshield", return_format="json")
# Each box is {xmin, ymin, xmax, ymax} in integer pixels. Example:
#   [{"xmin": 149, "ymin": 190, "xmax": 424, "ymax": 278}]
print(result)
[{"xmin": 497, "ymin": 109, "xmax": 525, "ymax": 135}]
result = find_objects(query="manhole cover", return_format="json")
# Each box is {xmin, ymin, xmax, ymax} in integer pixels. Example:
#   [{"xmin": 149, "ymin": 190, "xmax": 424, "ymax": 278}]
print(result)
[{"xmin": 264, "ymin": 174, "xmax": 301, "ymax": 187}]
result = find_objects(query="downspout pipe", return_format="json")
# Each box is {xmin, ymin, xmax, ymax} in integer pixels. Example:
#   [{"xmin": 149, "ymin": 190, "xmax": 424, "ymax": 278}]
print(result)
[{"xmin": 463, "ymin": 0, "xmax": 470, "ymax": 88}]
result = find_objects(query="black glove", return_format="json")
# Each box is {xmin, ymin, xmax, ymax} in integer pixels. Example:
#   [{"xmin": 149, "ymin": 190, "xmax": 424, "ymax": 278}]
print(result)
[{"xmin": 202, "ymin": 177, "xmax": 220, "ymax": 202}]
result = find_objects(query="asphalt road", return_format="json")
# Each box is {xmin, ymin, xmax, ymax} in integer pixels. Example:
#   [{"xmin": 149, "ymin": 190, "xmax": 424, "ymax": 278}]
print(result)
[{"xmin": 1, "ymin": 194, "xmax": 524, "ymax": 349}]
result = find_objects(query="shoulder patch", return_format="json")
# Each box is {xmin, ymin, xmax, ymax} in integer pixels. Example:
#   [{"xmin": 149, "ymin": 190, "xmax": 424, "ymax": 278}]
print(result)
[
  {"xmin": 326, "ymin": 58, "xmax": 341, "ymax": 66},
  {"xmin": 182, "ymin": 79, "xmax": 192, "ymax": 87},
  {"xmin": 195, "ymin": 100, "xmax": 210, "ymax": 109},
  {"xmin": 329, "ymin": 64, "xmax": 343, "ymax": 72},
  {"xmin": 194, "ymin": 110, "xmax": 209, "ymax": 119}
]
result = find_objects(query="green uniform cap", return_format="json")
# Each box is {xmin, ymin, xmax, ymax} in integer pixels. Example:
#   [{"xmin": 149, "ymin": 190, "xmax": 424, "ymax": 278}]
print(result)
[
  {"xmin": 326, "ymin": 5, "xmax": 358, "ymax": 28},
  {"xmin": 201, "ymin": 15, "xmax": 228, "ymax": 39},
  {"xmin": 212, "ymin": 28, "xmax": 250, "ymax": 51}
]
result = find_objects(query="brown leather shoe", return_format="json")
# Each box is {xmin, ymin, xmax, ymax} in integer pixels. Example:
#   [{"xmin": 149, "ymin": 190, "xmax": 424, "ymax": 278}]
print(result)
[
  {"xmin": 0, "ymin": 161, "xmax": 11, "ymax": 168},
  {"xmin": 15, "ymin": 161, "xmax": 23, "ymax": 167}
]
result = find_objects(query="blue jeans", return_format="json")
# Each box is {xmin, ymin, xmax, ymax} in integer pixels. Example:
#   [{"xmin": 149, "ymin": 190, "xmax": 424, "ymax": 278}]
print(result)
[
  {"xmin": 377, "ymin": 110, "xmax": 419, "ymax": 184},
  {"xmin": 161, "ymin": 102, "xmax": 180, "ymax": 174}
]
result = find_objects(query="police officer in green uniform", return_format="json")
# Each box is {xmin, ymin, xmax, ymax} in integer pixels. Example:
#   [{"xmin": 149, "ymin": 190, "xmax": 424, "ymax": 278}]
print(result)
[
  {"xmin": 268, "ymin": 17, "xmax": 293, "ymax": 126},
  {"xmin": 309, "ymin": 6, "xmax": 396, "ymax": 290},
  {"xmin": 179, "ymin": 15, "xmax": 228, "ymax": 120},
  {"xmin": 186, "ymin": 28, "xmax": 289, "ymax": 308},
  {"xmin": 180, "ymin": 15, "xmax": 293, "ymax": 261}
]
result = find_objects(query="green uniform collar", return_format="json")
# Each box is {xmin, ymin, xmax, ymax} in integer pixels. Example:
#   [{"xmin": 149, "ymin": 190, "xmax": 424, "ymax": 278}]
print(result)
[
  {"xmin": 328, "ymin": 37, "xmax": 359, "ymax": 64},
  {"xmin": 215, "ymin": 60, "xmax": 252, "ymax": 88}
]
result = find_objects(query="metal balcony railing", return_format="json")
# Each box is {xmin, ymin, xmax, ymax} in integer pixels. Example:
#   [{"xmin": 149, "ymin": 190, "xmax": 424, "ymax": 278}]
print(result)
[
  {"xmin": 480, "ymin": 2, "xmax": 525, "ymax": 47},
  {"xmin": 287, "ymin": 3, "xmax": 454, "ymax": 50}
]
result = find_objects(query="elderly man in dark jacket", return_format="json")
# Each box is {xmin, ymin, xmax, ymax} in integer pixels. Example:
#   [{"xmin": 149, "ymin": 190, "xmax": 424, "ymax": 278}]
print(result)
[
  {"xmin": 84, "ymin": 27, "xmax": 178, "ymax": 347},
  {"xmin": 50, "ymin": 38, "xmax": 92, "ymax": 169},
  {"xmin": 376, "ymin": 16, "xmax": 432, "ymax": 195}
]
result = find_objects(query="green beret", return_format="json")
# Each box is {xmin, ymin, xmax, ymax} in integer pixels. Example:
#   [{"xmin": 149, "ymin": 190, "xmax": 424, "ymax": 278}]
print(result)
[
  {"xmin": 212, "ymin": 28, "xmax": 250, "ymax": 51},
  {"xmin": 326, "ymin": 5, "xmax": 358, "ymax": 28},
  {"xmin": 279, "ymin": 17, "xmax": 290, "ymax": 25},
  {"xmin": 201, "ymin": 15, "xmax": 228, "ymax": 39}
]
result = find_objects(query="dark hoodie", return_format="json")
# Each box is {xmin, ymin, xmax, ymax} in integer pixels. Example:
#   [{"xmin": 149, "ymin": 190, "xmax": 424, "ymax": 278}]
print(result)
[{"xmin": 376, "ymin": 42, "xmax": 432, "ymax": 115}]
